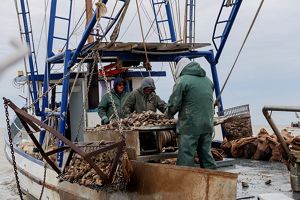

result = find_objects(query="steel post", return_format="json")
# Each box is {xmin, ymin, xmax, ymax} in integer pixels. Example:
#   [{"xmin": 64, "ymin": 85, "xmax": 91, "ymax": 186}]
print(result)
[
  {"xmin": 47, "ymin": 0, "xmax": 57, "ymax": 57},
  {"xmin": 165, "ymin": 1, "xmax": 176, "ymax": 42},
  {"xmin": 68, "ymin": 13, "xmax": 96, "ymax": 68},
  {"xmin": 39, "ymin": 62, "xmax": 51, "ymax": 144},
  {"xmin": 188, "ymin": 0, "xmax": 194, "ymax": 43},
  {"xmin": 206, "ymin": 51, "xmax": 226, "ymax": 138},
  {"xmin": 262, "ymin": 105, "xmax": 300, "ymax": 160}
]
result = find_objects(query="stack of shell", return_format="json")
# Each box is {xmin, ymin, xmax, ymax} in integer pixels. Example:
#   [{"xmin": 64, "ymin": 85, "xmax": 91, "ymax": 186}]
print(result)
[
  {"xmin": 221, "ymin": 128, "xmax": 293, "ymax": 166},
  {"xmin": 19, "ymin": 141, "xmax": 42, "ymax": 160},
  {"xmin": 223, "ymin": 116, "xmax": 253, "ymax": 141},
  {"xmin": 61, "ymin": 150, "xmax": 133, "ymax": 191},
  {"xmin": 290, "ymin": 136, "xmax": 300, "ymax": 162},
  {"xmin": 95, "ymin": 111, "xmax": 177, "ymax": 130}
]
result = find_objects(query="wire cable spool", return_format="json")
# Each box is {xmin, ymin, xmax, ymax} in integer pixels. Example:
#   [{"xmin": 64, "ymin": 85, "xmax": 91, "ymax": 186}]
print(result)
[{"xmin": 158, "ymin": 130, "xmax": 177, "ymax": 151}]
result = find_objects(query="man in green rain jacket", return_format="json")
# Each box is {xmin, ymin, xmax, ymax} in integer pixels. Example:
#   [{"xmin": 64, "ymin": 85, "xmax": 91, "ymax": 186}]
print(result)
[
  {"xmin": 98, "ymin": 77, "xmax": 129, "ymax": 124},
  {"xmin": 123, "ymin": 77, "xmax": 167, "ymax": 115},
  {"xmin": 166, "ymin": 57, "xmax": 217, "ymax": 169}
]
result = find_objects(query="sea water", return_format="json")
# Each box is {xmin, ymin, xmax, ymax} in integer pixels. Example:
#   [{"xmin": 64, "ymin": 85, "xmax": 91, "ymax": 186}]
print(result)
[{"xmin": 0, "ymin": 129, "xmax": 18, "ymax": 200}]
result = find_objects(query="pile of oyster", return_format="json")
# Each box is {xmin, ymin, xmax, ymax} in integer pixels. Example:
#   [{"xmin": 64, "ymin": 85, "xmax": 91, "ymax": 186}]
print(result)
[
  {"xmin": 223, "ymin": 116, "xmax": 253, "ymax": 140},
  {"xmin": 96, "ymin": 111, "xmax": 177, "ymax": 130},
  {"xmin": 221, "ymin": 128, "xmax": 295, "ymax": 166},
  {"xmin": 61, "ymin": 151, "xmax": 133, "ymax": 191}
]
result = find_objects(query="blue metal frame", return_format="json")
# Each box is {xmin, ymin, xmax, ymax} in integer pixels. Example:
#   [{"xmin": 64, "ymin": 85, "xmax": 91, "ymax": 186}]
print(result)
[
  {"xmin": 151, "ymin": 0, "xmax": 176, "ymax": 42},
  {"xmin": 57, "ymin": 50, "xmax": 71, "ymax": 167},
  {"xmin": 165, "ymin": 1, "xmax": 176, "ymax": 42},
  {"xmin": 38, "ymin": 0, "xmax": 58, "ymax": 144},
  {"xmin": 21, "ymin": 0, "xmax": 246, "ymax": 156},
  {"xmin": 205, "ymin": 51, "xmax": 226, "ymax": 138},
  {"xmin": 19, "ymin": 0, "xmax": 40, "ymax": 114},
  {"xmin": 40, "ymin": 0, "xmax": 73, "ymax": 145},
  {"xmin": 30, "ymin": 71, "xmax": 165, "ymax": 81},
  {"xmin": 212, "ymin": 0, "xmax": 243, "ymax": 64},
  {"xmin": 68, "ymin": 13, "xmax": 96, "ymax": 68}
]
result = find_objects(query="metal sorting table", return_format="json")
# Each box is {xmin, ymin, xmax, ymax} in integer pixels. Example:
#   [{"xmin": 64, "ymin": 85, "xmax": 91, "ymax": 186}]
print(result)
[{"xmin": 84, "ymin": 124, "xmax": 177, "ymax": 161}]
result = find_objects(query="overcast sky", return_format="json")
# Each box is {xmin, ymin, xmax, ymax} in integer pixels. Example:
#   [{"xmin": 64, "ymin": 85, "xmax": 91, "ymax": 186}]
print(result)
[{"xmin": 0, "ymin": 0, "xmax": 299, "ymax": 130}]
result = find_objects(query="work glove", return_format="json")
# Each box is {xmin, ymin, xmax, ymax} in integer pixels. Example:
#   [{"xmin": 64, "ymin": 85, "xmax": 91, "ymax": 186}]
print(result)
[
  {"xmin": 101, "ymin": 116, "xmax": 110, "ymax": 125},
  {"xmin": 164, "ymin": 108, "xmax": 173, "ymax": 119}
]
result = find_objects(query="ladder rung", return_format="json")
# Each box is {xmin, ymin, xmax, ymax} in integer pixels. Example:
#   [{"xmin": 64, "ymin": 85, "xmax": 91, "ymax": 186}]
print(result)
[
  {"xmin": 186, "ymin": 20, "xmax": 195, "ymax": 22},
  {"xmin": 18, "ymin": 11, "xmax": 29, "ymax": 15},
  {"xmin": 223, "ymin": 2, "xmax": 238, "ymax": 7},
  {"xmin": 101, "ymin": 16, "xmax": 115, "ymax": 20},
  {"xmin": 157, "ymin": 19, "xmax": 168, "ymax": 23},
  {"xmin": 217, "ymin": 20, "xmax": 229, "ymax": 24},
  {"xmin": 21, "ymin": 31, "xmax": 32, "ymax": 34},
  {"xmin": 161, "ymin": 38, "xmax": 171, "ymax": 41},
  {"xmin": 55, "ymin": 16, "xmax": 70, "ymax": 21},
  {"xmin": 153, "ymin": 1, "xmax": 165, "ymax": 5},
  {"xmin": 213, "ymin": 35, "xmax": 224, "ymax": 39},
  {"xmin": 53, "ymin": 36, "xmax": 68, "ymax": 41},
  {"xmin": 90, "ymin": 33, "xmax": 103, "ymax": 37}
]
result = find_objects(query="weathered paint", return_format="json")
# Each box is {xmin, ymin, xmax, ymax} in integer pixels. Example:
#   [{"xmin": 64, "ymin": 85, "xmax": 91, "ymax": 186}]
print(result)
[{"xmin": 58, "ymin": 161, "xmax": 237, "ymax": 200}]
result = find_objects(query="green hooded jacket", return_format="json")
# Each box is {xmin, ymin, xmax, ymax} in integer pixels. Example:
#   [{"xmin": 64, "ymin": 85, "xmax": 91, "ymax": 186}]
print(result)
[
  {"xmin": 166, "ymin": 62, "xmax": 214, "ymax": 135},
  {"xmin": 98, "ymin": 89, "xmax": 129, "ymax": 119},
  {"xmin": 123, "ymin": 77, "xmax": 167, "ymax": 115}
]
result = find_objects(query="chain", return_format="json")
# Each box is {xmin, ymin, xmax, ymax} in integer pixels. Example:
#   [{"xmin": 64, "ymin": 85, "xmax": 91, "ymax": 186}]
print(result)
[
  {"xmin": 74, "ymin": 51, "xmax": 97, "ymax": 142},
  {"xmin": 24, "ymin": 51, "xmax": 94, "ymax": 111},
  {"xmin": 38, "ymin": 164, "xmax": 47, "ymax": 200},
  {"xmin": 4, "ymin": 102, "xmax": 24, "ymax": 200},
  {"xmin": 95, "ymin": 51, "xmax": 125, "ymax": 142}
]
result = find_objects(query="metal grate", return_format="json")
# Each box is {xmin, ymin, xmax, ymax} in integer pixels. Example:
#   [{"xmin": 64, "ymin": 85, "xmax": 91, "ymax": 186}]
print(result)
[{"xmin": 218, "ymin": 104, "xmax": 250, "ymax": 117}]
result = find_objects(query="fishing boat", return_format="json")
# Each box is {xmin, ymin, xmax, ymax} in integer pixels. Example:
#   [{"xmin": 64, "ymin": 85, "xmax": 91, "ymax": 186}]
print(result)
[{"xmin": 4, "ymin": 0, "xmax": 296, "ymax": 199}]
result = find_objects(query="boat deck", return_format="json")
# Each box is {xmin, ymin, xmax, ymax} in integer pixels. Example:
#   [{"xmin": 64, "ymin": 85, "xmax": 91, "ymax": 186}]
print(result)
[{"xmin": 220, "ymin": 159, "xmax": 300, "ymax": 199}]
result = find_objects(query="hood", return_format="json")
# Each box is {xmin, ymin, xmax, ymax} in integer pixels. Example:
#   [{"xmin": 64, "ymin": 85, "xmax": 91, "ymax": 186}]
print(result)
[
  {"xmin": 139, "ymin": 77, "xmax": 156, "ymax": 90},
  {"xmin": 113, "ymin": 77, "xmax": 126, "ymax": 89},
  {"xmin": 177, "ymin": 61, "xmax": 206, "ymax": 78},
  {"xmin": 175, "ymin": 57, "xmax": 192, "ymax": 80}
]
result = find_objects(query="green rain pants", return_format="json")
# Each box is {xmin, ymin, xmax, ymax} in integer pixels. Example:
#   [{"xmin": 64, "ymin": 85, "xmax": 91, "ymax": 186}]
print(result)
[{"xmin": 176, "ymin": 133, "xmax": 217, "ymax": 169}]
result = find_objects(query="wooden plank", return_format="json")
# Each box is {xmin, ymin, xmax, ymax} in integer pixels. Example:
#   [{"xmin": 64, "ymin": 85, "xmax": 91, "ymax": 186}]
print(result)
[{"xmin": 92, "ymin": 42, "xmax": 211, "ymax": 52}]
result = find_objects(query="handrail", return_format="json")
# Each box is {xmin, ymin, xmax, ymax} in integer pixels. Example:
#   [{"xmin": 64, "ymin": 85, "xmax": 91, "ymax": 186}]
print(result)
[{"xmin": 262, "ymin": 105, "xmax": 300, "ymax": 160}]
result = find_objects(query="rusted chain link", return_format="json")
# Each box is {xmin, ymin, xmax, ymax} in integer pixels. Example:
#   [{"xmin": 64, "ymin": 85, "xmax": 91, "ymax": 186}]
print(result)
[
  {"xmin": 38, "ymin": 164, "xmax": 47, "ymax": 200},
  {"xmin": 4, "ymin": 101, "xmax": 24, "ymax": 200}
]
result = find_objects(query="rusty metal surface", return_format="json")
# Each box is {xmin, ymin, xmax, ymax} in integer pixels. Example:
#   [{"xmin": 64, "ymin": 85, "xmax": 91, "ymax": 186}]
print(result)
[
  {"xmin": 128, "ymin": 161, "xmax": 237, "ymax": 200},
  {"xmin": 57, "ymin": 160, "xmax": 237, "ymax": 200},
  {"xmin": 4, "ymin": 98, "xmax": 125, "ymax": 184}
]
